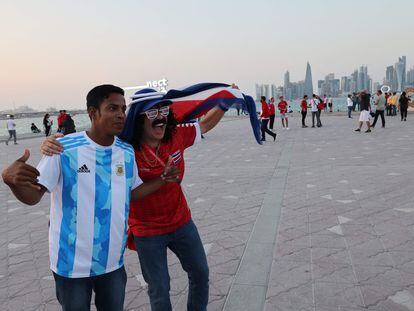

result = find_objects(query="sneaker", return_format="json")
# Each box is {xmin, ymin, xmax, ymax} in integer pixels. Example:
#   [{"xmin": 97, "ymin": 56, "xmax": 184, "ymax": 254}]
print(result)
[
  {"xmin": 365, "ymin": 129, "xmax": 371, "ymax": 133},
  {"xmin": 5, "ymin": 140, "xmax": 8, "ymax": 145},
  {"xmin": 311, "ymin": 125, "xmax": 315, "ymax": 128},
  {"xmin": 404, "ymin": 119, "xmax": 407, "ymax": 121},
  {"xmin": 286, "ymin": 127, "xmax": 290, "ymax": 130},
  {"xmin": 354, "ymin": 129, "xmax": 361, "ymax": 132},
  {"xmin": 261, "ymin": 138, "xmax": 266, "ymax": 142},
  {"xmin": 14, "ymin": 142, "xmax": 18, "ymax": 145},
  {"xmin": 273, "ymin": 133, "xmax": 277, "ymax": 141}
]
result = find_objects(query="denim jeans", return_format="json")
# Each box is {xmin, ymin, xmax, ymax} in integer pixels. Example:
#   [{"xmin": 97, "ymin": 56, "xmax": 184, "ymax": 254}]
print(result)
[
  {"xmin": 348, "ymin": 106, "xmax": 353, "ymax": 118},
  {"xmin": 134, "ymin": 219, "xmax": 209, "ymax": 311},
  {"xmin": 53, "ymin": 266, "xmax": 127, "ymax": 311}
]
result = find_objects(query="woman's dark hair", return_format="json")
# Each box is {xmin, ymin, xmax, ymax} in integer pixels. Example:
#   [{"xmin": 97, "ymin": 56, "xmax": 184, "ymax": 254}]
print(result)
[
  {"xmin": 132, "ymin": 109, "xmax": 178, "ymax": 150},
  {"xmin": 402, "ymin": 91, "xmax": 406, "ymax": 97}
]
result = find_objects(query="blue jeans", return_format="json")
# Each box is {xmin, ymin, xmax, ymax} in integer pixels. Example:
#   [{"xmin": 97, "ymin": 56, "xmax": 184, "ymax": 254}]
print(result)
[
  {"xmin": 348, "ymin": 106, "xmax": 353, "ymax": 118},
  {"xmin": 53, "ymin": 266, "xmax": 127, "ymax": 311},
  {"xmin": 134, "ymin": 219, "xmax": 209, "ymax": 311}
]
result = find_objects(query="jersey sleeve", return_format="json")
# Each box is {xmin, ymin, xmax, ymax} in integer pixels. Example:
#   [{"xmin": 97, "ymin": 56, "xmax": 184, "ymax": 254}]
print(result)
[
  {"xmin": 131, "ymin": 157, "xmax": 143, "ymax": 190},
  {"xmin": 36, "ymin": 155, "xmax": 61, "ymax": 193},
  {"xmin": 177, "ymin": 123, "xmax": 202, "ymax": 149}
]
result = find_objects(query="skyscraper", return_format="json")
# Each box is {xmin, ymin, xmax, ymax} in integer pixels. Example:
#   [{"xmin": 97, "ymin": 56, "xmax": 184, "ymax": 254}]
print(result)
[
  {"xmin": 304, "ymin": 62, "xmax": 313, "ymax": 96},
  {"xmin": 395, "ymin": 56, "xmax": 406, "ymax": 92}
]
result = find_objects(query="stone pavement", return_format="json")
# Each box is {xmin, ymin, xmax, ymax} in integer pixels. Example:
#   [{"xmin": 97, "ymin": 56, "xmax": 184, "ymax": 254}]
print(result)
[{"xmin": 1, "ymin": 113, "xmax": 414, "ymax": 310}]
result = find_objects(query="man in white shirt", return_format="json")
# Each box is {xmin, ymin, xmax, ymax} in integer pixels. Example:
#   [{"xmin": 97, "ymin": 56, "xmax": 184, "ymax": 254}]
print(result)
[
  {"xmin": 310, "ymin": 94, "xmax": 321, "ymax": 127},
  {"xmin": 2, "ymin": 85, "xmax": 180, "ymax": 310},
  {"xmin": 5, "ymin": 114, "xmax": 17, "ymax": 145},
  {"xmin": 347, "ymin": 94, "xmax": 354, "ymax": 118}
]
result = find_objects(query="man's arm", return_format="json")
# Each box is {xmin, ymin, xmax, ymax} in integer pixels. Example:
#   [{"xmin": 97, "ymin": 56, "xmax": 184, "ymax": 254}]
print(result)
[
  {"xmin": 2, "ymin": 149, "xmax": 46, "ymax": 205},
  {"xmin": 130, "ymin": 157, "xmax": 180, "ymax": 201},
  {"xmin": 199, "ymin": 106, "xmax": 226, "ymax": 134}
]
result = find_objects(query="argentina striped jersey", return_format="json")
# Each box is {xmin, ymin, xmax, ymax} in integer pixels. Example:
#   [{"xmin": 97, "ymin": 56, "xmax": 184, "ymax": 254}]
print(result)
[{"xmin": 37, "ymin": 131, "xmax": 142, "ymax": 278}]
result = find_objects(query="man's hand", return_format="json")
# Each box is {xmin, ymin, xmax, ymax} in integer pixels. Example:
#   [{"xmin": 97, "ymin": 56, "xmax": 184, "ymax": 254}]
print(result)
[
  {"xmin": 41, "ymin": 133, "xmax": 64, "ymax": 156},
  {"xmin": 2, "ymin": 149, "xmax": 41, "ymax": 191},
  {"xmin": 161, "ymin": 157, "xmax": 181, "ymax": 183}
]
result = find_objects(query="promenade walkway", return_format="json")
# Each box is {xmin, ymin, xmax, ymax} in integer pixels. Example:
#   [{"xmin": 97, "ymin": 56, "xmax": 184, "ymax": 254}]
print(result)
[{"xmin": 1, "ymin": 113, "xmax": 413, "ymax": 310}]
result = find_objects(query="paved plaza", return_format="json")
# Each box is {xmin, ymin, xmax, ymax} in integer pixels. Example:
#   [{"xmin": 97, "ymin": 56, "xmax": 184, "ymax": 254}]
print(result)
[{"xmin": 1, "ymin": 113, "xmax": 414, "ymax": 310}]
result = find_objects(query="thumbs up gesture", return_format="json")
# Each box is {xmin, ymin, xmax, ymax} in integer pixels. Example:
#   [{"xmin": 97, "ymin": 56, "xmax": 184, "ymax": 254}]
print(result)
[{"xmin": 2, "ymin": 149, "xmax": 41, "ymax": 190}]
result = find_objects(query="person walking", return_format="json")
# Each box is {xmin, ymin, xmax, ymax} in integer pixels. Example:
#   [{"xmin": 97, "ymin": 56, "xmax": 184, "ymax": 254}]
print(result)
[
  {"xmin": 268, "ymin": 97, "xmax": 276, "ymax": 131},
  {"xmin": 5, "ymin": 114, "xmax": 17, "ymax": 145},
  {"xmin": 43, "ymin": 113, "xmax": 53, "ymax": 136},
  {"xmin": 300, "ymin": 95, "xmax": 308, "ymax": 127},
  {"xmin": 260, "ymin": 96, "xmax": 276, "ymax": 141},
  {"xmin": 355, "ymin": 91, "xmax": 372, "ymax": 133},
  {"xmin": 371, "ymin": 90, "xmax": 386, "ymax": 128},
  {"xmin": 347, "ymin": 94, "xmax": 353, "ymax": 118},
  {"xmin": 278, "ymin": 96, "xmax": 289, "ymax": 129},
  {"xmin": 310, "ymin": 94, "xmax": 321, "ymax": 128},
  {"xmin": 399, "ymin": 91, "xmax": 410, "ymax": 121}
]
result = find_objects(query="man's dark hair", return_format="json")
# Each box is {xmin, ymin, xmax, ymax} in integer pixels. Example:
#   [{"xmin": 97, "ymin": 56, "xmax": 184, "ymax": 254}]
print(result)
[
  {"xmin": 377, "ymin": 90, "xmax": 382, "ymax": 94},
  {"xmin": 132, "ymin": 109, "xmax": 178, "ymax": 150},
  {"xmin": 86, "ymin": 84, "xmax": 124, "ymax": 110},
  {"xmin": 303, "ymin": 95, "xmax": 308, "ymax": 98},
  {"xmin": 260, "ymin": 96, "xmax": 266, "ymax": 101},
  {"xmin": 348, "ymin": 94, "xmax": 351, "ymax": 98}
]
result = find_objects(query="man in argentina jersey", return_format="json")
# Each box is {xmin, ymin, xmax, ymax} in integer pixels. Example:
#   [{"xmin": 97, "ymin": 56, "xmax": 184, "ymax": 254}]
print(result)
[{"xmin": 2, "ymin": 85, "xmax": 180, "ymax": 311}]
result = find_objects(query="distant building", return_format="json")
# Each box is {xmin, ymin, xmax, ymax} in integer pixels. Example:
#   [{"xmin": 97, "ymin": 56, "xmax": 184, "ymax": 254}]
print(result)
[
  {"xmin": 318, "ymin": 73, "xmax": 340, "ymax": 97},
  {"xmin": 384, "ymin": 56, "xmax": 407, "ymax": 91},
  {"xmin": 407, "ymin": 66, "xmax": 414, "ymax": 87},
  {"xmin": 304, "ymin": 62, "xmax": 313, "ymax": 97}
]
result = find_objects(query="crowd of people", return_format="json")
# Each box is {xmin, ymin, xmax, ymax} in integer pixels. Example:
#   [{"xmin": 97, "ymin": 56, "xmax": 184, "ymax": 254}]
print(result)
[{"xmin": 257, "ymin": 90, "xmax": 411, "ymax": 138}]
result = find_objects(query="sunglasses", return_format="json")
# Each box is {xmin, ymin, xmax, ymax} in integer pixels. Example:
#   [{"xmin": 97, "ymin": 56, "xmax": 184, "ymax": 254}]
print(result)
[{"xmin": 142, "ymin": 106, "xmax": 170, "ymax": 120}]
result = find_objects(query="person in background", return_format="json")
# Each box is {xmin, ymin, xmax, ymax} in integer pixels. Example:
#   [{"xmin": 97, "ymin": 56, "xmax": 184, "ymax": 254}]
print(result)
[
  {"xmin": 57, "ymin": 110, "xmax": 67, "ymax": 132},
  {"xmin": 399, "ymin": 91, "xmax": 410, "ymax": 121},
  {"xmin": 5, "ymin": 114, "xmax": 17, "ymax": 145},
  {"xmin": 388, "ymin": 92, "xmax": 397, "ymax": 116},
  {"xmin": 371, "ymin": 90, "xmax": 386, "ymax": 128},
  {"xmin": 316, "ymin": 95, "xmax": 324, "ymax": 127},
  {"xmin": 260, "ymin": 96, "xmax": 276, "ymax": 141},
  {"xmin": 355, "ymin": 91, "xmax": 371, "ymax": 133},
  {"xmin": 62, "ymin": 114, "xmax": 76, "ymax": 135},
  {"xmin": 268, "ymin": 97, "xmax": 276, "ymax": 131},
  {"xmin": 385, "ymin": 92, "xmax": 391, "ymax": 116},
  {"xmin": 43, "ymin": 113, "xmax": 53, "ymax": 136},
  {"xmin": 30, "ymin": 123, "xmax": 41, "ymax": 133},
  {"xmin": 278, "ymin": 96, "xmax": 289, "ymax": 130},
  {"xmin": 347, "ymin": 94, "xmax": 354, "ymax": 118},
  {"xmin": 322, "ymin": 94, "xmax": 328, "ymax": 112},
  {"xmin": 310, "ymin": 94, "xmax": 321, "ymax": 128},
  {"xmin": 327, "ymin": 95, "xmax": 333, "ymax": 112},
  {"xmin": 300, "ymin": 95, "xmax": 308, "ymax": 128}
]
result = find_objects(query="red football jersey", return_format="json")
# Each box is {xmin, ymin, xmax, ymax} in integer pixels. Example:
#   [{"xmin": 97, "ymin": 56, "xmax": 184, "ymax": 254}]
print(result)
[
  {"xmin": 127, "ymin": 123, "xmax": 201, "ymax": 244},
  {"xmin": 278, "ymin": 101, "xmax": 288, "ymax": 113}
]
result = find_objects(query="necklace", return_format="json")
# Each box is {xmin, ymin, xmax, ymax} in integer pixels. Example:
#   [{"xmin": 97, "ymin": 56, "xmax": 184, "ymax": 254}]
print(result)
[{"xmin": 140, "ymin": 144, "xmax": 165, "ymax": 168}]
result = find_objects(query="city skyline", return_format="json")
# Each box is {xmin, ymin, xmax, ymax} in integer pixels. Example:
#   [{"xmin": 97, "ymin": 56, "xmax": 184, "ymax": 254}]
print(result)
[
  {"xmin": 256, "ymin": 55, "xmax": 412, "ymax": 101},
  {"xmin": 1, "ymin": 0, "xmax": 414, "ymax": 110}
]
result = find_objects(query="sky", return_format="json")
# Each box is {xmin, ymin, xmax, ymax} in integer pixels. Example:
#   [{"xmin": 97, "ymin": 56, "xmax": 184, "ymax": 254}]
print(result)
[{"xmin": 1, "ymin": 0, "xmax": 413, "ymax": 111}]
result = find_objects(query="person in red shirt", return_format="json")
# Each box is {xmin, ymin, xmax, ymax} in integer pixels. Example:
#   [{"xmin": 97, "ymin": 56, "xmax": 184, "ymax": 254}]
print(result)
[
  {"xmin": 300, "ymin": 95, "xmax": 309, "ymax": 128},
  {"xmin": 57, "ymin": 110, "xmax": 67, "ymax": 133},
  {"xmin": 268, "ymin": 97, "xmax": 276, "ymax": 130},
  {"xmin": 278, "ymin": 96, "xmax": 289, "ymax": 129},
  {"xmin": 40, "ymin": 85, "xmax": 242, "ymax": 310},
  {"xmin": 260, "ymin": 96, "xmax": 277, "ymax": 141}
]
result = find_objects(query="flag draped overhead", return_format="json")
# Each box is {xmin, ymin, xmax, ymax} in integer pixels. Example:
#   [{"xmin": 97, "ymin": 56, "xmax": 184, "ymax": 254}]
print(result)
[{"xmin": 120, "ymin": 83, "xmax": 262, "ymax": 145}]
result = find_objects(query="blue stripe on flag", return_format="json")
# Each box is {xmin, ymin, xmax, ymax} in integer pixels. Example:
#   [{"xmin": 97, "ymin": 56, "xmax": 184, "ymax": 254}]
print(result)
[
  {"xmin": 57, "ymin": 149, "xmax": 78, "ymax": 277},
  {"xmin": 90, "ymin": 149, "xmax": 112, "ymax": 276}
]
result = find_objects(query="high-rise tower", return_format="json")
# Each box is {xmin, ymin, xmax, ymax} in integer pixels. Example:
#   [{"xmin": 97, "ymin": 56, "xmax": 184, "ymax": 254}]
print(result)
[{"xmin": 304, "ymin": 62, "xmax": 313, "ymax": 96}]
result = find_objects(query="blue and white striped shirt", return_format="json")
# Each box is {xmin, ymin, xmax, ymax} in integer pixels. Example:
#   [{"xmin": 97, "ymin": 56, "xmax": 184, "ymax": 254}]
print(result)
[{"xmin": 37, "ymin": 131, "xmax": 142, "ymax": 278}]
